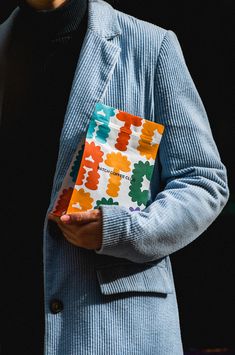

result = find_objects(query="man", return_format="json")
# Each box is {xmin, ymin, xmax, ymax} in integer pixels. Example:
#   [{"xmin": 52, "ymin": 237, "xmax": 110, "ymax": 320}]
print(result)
[{"xmin": 0, "ymin": 0, "xmax": 229, "ymax": 354}]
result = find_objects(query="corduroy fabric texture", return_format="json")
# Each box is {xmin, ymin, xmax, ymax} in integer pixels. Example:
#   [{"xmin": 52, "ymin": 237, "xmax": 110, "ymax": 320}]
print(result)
[{"xmin": 0, "ymin": 1, "xmax": 229, "ymax": 354}]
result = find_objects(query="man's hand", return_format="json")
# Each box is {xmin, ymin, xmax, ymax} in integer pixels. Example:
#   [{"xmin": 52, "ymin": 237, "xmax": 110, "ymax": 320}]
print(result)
[{"xmin": 48, "ymin": 209, "xmax": 103, "ymax": 250}]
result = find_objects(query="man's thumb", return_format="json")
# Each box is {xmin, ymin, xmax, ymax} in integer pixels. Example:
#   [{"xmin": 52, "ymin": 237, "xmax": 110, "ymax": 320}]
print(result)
[{"xmin": 60, "ymin": 211, "xmax": 98, "ymax": 224}]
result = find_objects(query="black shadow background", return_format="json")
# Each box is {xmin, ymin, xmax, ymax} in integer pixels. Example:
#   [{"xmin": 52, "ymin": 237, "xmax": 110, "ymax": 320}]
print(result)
[{"xmin": 112, "ymin": 0, "xmax": 234, "ymax": 351}]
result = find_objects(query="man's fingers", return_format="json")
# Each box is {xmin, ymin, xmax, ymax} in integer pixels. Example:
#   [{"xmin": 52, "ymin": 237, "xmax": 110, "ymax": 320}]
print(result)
[
  {"xmin": 60, "ymin": 210, "xmax": 101, "ymax": 225},
  {"xmin": 48, "ymin": 210, "xmax": 101, "ymax": 225}
]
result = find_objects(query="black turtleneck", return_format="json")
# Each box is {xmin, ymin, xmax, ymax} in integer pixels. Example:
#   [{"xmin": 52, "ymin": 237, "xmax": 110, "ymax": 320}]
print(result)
[{"xmin": 0, "ymin": 0, "xmax": 87, "ymax": 354}]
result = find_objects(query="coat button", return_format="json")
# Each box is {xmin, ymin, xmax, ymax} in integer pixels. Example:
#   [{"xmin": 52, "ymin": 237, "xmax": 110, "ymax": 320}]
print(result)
[{"xmin": 50, "ymin": 299, "xmax": 64, "ymax": 314}]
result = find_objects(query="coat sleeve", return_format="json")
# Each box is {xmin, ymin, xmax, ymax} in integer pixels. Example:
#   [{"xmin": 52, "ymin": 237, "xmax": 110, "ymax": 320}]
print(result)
[{"xmin": 95, "ymin": 29, "xmax": 229, "ymax": 263}]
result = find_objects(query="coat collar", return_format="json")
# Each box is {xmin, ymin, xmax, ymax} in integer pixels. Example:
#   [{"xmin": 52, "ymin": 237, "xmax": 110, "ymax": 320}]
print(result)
[
  {"xmin": 0, "ymin": 0, "xmax": 122, "ymax": 40},
  {"xmin": 87, "ymin": 0, "xmax": 121, "ymax": 39}
]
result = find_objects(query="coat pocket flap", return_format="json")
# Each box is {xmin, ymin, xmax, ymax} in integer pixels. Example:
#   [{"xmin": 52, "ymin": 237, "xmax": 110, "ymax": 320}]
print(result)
[{"xmin": 96, "ymin": 262, "xmax": 173, "ymax": 295}]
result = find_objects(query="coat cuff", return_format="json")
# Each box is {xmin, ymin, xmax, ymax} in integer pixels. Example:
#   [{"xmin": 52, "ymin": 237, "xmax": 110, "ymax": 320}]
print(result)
[{"xmin": 95, "ymin": 204, "xmax": 133, "ymax": 258}]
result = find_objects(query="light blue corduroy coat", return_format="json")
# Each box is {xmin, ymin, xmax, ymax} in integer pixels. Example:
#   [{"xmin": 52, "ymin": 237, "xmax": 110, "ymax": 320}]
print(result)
[{"xmin": 0, "ymin": 1, "xmax": 229, "ymax": 354}]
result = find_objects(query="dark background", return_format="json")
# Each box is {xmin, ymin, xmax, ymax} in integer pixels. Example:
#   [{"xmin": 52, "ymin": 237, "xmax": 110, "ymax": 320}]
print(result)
[
  {"xmin": 111, "ymin": 0, "xmax": 235, "ymax": 352},
  {"xmin": 1, "ymin": 0, "xmax": 234, "ymax": 352}
]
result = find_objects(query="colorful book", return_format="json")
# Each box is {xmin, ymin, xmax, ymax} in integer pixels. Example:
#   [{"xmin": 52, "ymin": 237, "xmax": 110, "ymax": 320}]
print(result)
[{"xmin": 52, "ymin": 102, "xmax": 164, "ymax": 216}]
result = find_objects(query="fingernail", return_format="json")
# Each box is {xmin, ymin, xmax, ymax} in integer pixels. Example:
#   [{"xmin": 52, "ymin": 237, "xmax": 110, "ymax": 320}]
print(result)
[{"xmin": 60, "ymin": 215, "xmax": 71, "ymax": 223}]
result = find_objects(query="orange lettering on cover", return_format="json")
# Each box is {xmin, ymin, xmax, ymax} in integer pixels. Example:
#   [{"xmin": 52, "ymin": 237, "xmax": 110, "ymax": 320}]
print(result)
[
  {"xmin": 137, "ymin": 121, "xmax": 164, "ymax": 159},
  {"xmin": 105, "ymin": 152, "xmax": 131, "ymax": 197},
  {"xmin": 76, "ymin": 141, "xmax": 104, "ymax": 190},
  {"xmin": 115, "ymin": 111, "xmax": 142, "ymax": 151},
  {"xmin": 68, "ymin": 188, "xmax": 94, "ymax": 212}
]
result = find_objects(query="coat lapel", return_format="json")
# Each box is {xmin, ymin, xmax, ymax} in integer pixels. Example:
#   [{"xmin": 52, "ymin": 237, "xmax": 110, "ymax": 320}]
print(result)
[{"xmin": 49, "ymin": 0, "xmax": 122, "ymax": 208}]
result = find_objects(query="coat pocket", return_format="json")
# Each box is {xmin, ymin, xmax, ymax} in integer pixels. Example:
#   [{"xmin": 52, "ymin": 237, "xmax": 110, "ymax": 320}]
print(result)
[{"xmin": 95, "ymin": 260, "xmax": 173, "ymax": 296}]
